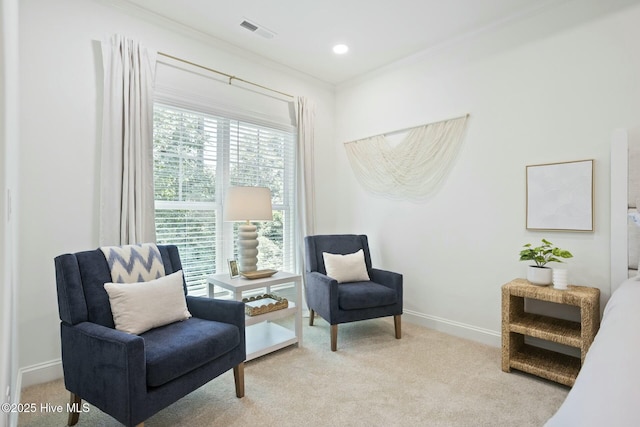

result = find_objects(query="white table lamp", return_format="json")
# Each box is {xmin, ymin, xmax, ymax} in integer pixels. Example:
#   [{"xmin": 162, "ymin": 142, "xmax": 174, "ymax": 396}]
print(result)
[{"xmin": 224, "ymin": 186, "xmax": 273, "ymax": 273}]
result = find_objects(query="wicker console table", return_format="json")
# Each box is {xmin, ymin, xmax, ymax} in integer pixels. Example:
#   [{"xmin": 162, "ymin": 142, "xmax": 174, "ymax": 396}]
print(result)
[{"xmin": 501, "ymin": 278, "xmax": 600, "ymax": 386}]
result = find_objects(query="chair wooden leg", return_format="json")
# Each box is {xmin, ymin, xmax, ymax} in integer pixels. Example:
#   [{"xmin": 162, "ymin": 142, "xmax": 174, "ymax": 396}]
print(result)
[
  {"xmin": 233, "ymin": 362, "xmax": 245, "ymax": 398},
  {"xmin": 309, "ymin": 309, "xmax": 315, "ymax": 326},
  {"xmin": 331, "ymin": 324, "xmax": 338, "ymax": 351},
  {"xmin": 394, "ymin": 314, "xmax": 402, "ymax": 339},
  {"xmin": 67, "ymin": 392, "xmax": 81, "ymax": 426}
]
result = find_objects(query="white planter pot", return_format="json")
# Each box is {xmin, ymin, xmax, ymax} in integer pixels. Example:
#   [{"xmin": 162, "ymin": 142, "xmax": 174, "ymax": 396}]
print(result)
[{"xmin": 527, "ymin": 266, "xmax": 552, "ymax": 285}]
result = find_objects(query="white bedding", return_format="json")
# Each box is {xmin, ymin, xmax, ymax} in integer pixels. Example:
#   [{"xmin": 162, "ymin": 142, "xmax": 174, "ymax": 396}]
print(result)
[{"xmin": 545, "ymin": 278, "xmax": 640, "ymax": 427}]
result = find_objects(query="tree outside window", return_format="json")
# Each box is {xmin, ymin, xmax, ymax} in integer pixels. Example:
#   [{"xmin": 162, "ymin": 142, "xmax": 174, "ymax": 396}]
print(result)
[{"xmin": 153, "ymin": 103, "xmax": 296, "ymax": 295}]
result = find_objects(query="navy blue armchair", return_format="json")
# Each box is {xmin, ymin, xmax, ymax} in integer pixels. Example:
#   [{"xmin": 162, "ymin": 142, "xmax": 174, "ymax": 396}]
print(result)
[
  {"xmin": 304, "ymin": 234, "xmax": 403, "ymax": 351},
  {"xmin": 54, "ymin": 245, "xmax": 246, "ymax": 426}
]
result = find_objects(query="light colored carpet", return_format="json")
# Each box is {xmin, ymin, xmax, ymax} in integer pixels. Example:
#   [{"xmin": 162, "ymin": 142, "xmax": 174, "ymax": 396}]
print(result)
[{"xmin": 18, "ymin": 318, "xmax": 568, "ymax": 426}]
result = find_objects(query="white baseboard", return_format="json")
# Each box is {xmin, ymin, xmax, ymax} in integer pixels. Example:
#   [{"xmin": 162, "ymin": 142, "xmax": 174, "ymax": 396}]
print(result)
[
  {"xmin": 18, "ymin": 359, "xmax": 63, "ymax": 389},
  {"xmin": 403, "ymin": 310, "xmax": 501, "ymax": 347}
]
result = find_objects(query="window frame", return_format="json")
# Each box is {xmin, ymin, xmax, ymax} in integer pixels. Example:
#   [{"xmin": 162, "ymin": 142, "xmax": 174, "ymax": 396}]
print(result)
[{"xmin": 153, "ymin": 91, "xmax": 297, "ymax": 296}]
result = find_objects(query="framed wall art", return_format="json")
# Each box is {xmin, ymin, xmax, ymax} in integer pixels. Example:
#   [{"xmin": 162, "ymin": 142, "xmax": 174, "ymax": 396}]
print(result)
[{"xmin": 526, "ymin": 159, "xmax": 594, "ymax": 231}]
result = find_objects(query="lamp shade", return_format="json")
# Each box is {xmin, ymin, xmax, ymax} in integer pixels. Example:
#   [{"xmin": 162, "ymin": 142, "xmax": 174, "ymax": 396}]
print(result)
[{"xmin": 224, "ymin": 186, "xmax": 273, "ymax": 222}]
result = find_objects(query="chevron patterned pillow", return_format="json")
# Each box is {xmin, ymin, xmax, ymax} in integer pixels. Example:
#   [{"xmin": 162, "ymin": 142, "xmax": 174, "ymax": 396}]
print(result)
[{"xmin": 100, "ymin": 243, "xmax": 166, "ymax": 283}]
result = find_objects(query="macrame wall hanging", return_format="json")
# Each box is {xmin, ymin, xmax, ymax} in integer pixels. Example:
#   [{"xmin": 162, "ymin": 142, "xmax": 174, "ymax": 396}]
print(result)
[{"xmin": 344, "ymin": 114, "xmax": 469, "ymax": 200}]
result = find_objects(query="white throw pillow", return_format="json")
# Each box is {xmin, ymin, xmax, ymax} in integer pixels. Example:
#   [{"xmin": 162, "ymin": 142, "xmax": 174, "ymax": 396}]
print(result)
[
  {"xmin": 322, "ymin": 249, "xmax": 370, "ymax": 283},
  {"xmin": 104, "ymin": 270, "xmax": 192, "ymax": 335}
]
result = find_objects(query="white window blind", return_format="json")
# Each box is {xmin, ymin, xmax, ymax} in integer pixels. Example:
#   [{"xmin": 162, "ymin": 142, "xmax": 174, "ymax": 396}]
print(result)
[{"xmin": 153, "ymin": 103, "xmax": 296, "ymax": 296}]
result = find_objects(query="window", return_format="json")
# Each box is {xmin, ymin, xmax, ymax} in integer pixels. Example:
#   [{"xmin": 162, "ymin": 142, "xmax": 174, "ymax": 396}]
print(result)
[{"xmin": 153, "ymin": 103, "xmax": 296, "ymax": 296}]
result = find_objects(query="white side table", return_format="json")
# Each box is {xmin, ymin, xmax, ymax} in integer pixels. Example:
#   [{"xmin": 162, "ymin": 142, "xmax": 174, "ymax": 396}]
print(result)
[{"xmin": 207, "ymin": 271, "xmax": 303, "ymax": 361}]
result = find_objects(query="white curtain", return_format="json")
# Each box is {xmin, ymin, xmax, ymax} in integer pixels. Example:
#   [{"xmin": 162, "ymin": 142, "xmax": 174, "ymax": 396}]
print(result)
[
  {"xmin": 344, "ymin": 115, "xmax": 469, "ymax": 200},
  {"xmin": 295, "ymin": 96, "xmax": 316, "ymax": 313},
  {"xmin": 99, "ymin": 35, "xmax": 157, "ymax": 245},
  {"xmin": 295, "ymin": 96, "xmax": 316, "ymax": 240},
  {"xmin": 295, "ymin": 97, "xmax": 316, "ymax": 314}
]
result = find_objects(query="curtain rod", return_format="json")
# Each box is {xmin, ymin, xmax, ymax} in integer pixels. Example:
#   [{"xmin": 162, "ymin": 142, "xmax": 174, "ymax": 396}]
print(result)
[
  {"xmin": 157, "ymin": 51, "xmax": 295, "ymax": 99},
  {"xmin": 344, "ymin": 113, "xmax": 470, "ymax": 144}
]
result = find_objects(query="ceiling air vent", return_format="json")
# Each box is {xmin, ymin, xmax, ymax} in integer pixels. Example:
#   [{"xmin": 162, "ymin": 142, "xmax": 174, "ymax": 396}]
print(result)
[
  {"xmin": 240, "ymin": 20, "xmax": 258, "ymax": 32},
  {"xmin": 239, "ymin": 18, "xmax": 276, "ymax": 39}
]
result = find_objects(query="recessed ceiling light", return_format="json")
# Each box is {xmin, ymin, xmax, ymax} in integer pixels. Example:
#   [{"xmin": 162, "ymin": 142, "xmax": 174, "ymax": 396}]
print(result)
[{"xmin": 333, "ymin": 44, "xmax": 349, "ymax": 55}]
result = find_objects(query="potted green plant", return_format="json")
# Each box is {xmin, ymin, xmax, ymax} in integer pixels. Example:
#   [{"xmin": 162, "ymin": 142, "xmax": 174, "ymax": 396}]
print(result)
[{"xmin": 519, "ymin": 239, "xmax": 573, "ymax": 285}]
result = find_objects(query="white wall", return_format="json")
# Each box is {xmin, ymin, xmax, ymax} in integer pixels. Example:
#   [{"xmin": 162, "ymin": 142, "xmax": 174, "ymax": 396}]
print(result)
[
  {"xmin": 333, "ymin": 0, "xmax": 640, "ymax": 344},
  {"xmin": 18, "ymin": 0, "xmax": 335, "ymax": 385},
  {"xmin": 1, "ymin": 0, "xmax": 20, "ymax": 423},
  {"xmin": 19, "ymin": 0, "xmax": 640, "ymax": 387}
]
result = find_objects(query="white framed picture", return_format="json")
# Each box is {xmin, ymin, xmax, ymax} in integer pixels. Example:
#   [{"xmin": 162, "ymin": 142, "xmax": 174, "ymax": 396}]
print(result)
[
  {"xmin": 526, "ymin": 159, "xmax": 594, "ymax": 231},
  {"xmin": 228, "ymin": 259, "xmax": 239, "ymax": 278}
]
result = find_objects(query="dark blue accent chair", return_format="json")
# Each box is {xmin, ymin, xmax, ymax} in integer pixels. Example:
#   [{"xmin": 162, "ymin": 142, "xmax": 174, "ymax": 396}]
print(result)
[
  {"xmin": 304, "ymin": 234, "xmax": 403, "ymax": 351},
  {"xmin": 54, "ymin": 245, "xmax": 246, "ymax": 427}
]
